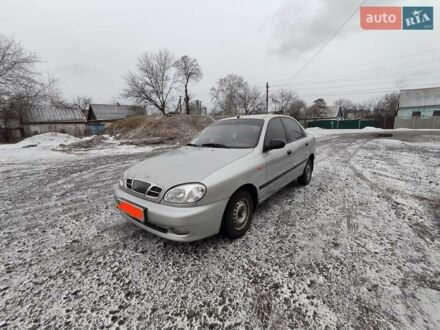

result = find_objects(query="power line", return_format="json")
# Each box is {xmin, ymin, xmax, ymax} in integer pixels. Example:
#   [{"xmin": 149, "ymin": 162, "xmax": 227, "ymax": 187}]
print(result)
[
  {"xmin": 271, "ymin": 76, "xmax": 440, "ymax": 93},
  {"xmin": 272, "ymin": 67, "xmax": 440, "ymax": 90},
  {"xmin": 285, "ymin": 47, "xmax": 440, "ymax": 79},
  {"xmin": 272, "ymin": 56, "xmax": 440, "ymax": 87},
  {"xmin": 285, "ymin": 0, "xmax": 367, "ymax": 84}
]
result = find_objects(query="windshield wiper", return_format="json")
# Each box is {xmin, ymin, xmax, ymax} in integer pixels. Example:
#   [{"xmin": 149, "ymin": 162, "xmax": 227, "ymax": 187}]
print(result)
[
  {"xmin": 200, "ymin": 143, "xmax": 230, "ymax": 148},
  {"xmin": 186, "ymin": 143, "xmax": 199, "ymax": 147}
]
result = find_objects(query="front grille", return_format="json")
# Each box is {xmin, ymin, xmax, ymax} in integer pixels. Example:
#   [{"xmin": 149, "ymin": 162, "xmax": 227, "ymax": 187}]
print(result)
[
  {"xmin": 132, "ymin": 180, "xmax": 151, "ymax": 194},
  {"xmin": 125, "ymin": 178, "xmax": 163, "ymax": 199},
  {"xmin": 146, "ymin": 186, "xmax": 163, "ymax": 198}
]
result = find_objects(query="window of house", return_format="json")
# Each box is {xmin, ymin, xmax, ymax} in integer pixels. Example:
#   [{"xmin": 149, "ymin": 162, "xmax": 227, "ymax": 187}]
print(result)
[
  {"xmin": 412, "ymin": 111, "xmax": 421, "ymax": 117},
  {"xmin": 433, "ymin": 111, "xmax": 440, "ymax": 116}
]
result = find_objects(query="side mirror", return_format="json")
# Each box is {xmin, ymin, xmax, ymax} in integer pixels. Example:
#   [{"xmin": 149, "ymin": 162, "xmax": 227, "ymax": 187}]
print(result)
[{"xmin": 265, "ymin": 139, "xmax": 285, "ymax": 151}]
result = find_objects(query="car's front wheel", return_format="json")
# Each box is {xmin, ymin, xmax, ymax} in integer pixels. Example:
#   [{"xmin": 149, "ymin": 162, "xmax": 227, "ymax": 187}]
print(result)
[{"xmin": 222, "ymin": 189, "xmax": 254, "ymax": 239}]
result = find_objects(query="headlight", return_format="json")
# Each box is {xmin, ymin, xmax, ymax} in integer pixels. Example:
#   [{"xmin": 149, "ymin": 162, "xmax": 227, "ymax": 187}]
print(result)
[{"xmin": 163, "ymin": 183, "xmax": 206, "ymax": 204}]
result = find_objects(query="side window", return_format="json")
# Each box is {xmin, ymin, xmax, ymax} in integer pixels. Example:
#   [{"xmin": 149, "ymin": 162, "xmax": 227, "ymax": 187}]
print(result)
[
  {"xmin": 281, "ymin": 118, "xmax": 304, "ymax": 142},
  {"xmin": 264, "ymin": 118, "xmax": 287, "ymax": 146}
]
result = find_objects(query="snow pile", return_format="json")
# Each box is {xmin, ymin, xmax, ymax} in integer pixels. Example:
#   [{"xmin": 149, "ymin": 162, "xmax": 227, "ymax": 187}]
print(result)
[
  {"xmin": 361, "ymin": 126, "xmax": 381, "ymax": 131},
  {"xmin": 0, "ymin": 133, "xmax": 157, "ymax": 164},
  {"xmin": 17, "ymin": 132, "xmax": 80, "ymax": 148}
]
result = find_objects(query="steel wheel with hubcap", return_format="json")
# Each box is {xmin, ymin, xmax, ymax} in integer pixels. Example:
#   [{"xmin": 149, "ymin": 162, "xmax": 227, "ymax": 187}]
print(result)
[
  {"xmin": 298, "ymin": 158, "xmax": 313, "ymax": 185},
  {"xmin": 232, "ymin": 199, "xmax": 250, "ymax": 231},
  {"xmin": 222, "ymin": 189, "xmax": 254, "ymax": 238}
]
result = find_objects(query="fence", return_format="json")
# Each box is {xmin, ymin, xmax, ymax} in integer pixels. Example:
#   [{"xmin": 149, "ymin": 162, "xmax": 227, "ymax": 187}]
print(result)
[
  {"xmin": 305, "ymin": 119, "xmax": 377, "ymax": 129},
  {"xmin": 394, "ymin": 117, "xmax": 440, "ymax": 129}
]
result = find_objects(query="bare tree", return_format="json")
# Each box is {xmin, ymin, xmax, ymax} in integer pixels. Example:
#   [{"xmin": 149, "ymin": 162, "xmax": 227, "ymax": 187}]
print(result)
[
  {"xmin": 237, "ymin": 84, "xmax": 263, "ymax": 114},
  {"xmin": 375, "ymin": 93, "xmax": 399, "ymax": 116},
  {"xmin": 334, "ymin": 98, "xmax": 355, "ymax": 119},
  {"xmin": 0, "ymin": 36, "xmax": 59, "ymax": 141},
  {"xmin": 271, "ymin": 89, "xmax": 296, "ymax": 114},
  {"xmin": 174, "ymin": 55, "xmax": 202, "ymax": 114},
  {"xmin": 287, "ymin": 98, "xmax": 306, "ymax": 119},
  {"xmin": 122, "ymin": 49, "xmax": 178, "ymax": 115},
  {"xmin": 371, "ymin": 93, "xmax": 399, "ymax": 127},
  {"xmin": 271, "ymin": 89, "xmax": 306, "ymax": 119},
  {"xmin": 0, "ymin": 36, "xmax": 39, "ymax": 109},
  {"xmin": 307, "ymin": 98, "xmax": 327, "ymax": 119},
  {"xmin": 72, "ymin": 96, "xmax": 92, "ymax": 113},
  {"xmin": 210, "ymin": 74, "xmax": 246, "ymax": 115}
]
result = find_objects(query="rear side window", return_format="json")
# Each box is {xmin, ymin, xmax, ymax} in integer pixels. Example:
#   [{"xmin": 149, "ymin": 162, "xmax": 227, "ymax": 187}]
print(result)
[
  {"xmin": 281, "ymin": 117, "xmax": 304, "ymax": 142},
  {"xmin": 264, "ymin": 118, "xmax": 287, "ymax": 146}
]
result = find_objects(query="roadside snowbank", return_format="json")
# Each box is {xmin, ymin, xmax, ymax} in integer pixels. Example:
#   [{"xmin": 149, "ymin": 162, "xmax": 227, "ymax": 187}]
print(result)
[
  {"xmin": 306, "ymin": 127, "xmax": 440, "ymax": 138},
  {"xmin": 17, "ymin": 132, "xmax": 80, "ymax": 147},
  {"xmin": 0, "ymin": 133, "xmax": 155, "ymax": 164}
]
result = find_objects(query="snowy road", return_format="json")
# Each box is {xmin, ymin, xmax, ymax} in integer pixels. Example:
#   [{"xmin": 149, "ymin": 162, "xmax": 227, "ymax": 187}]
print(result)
[{"xmin": 1, "ymin": 132, "xmax": 440, "ymax": 329}]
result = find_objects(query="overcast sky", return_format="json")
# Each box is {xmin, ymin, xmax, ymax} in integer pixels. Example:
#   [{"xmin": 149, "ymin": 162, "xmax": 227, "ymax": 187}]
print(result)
[{"xmin": 1, "ymin": 0, "xmax": 439, "ymax": 109}]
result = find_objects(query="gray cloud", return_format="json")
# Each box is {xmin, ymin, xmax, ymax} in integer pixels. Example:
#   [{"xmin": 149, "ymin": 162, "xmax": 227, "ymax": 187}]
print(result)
[
  {"xmin": 267, "ymin": 0, "xmax": 366, "ymax": 58},
  {"xmin": 55, "ymin": 62, "xmax": 93, "ymax": 75}
]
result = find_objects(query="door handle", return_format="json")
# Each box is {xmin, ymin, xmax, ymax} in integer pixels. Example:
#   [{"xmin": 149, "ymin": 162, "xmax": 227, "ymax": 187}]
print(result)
[{"xmin": 287, "ymin": 150, "xmax": 292, "ymax": 155}]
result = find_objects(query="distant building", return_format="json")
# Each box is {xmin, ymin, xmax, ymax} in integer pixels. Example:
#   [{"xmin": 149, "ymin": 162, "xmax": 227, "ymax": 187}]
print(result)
[
  {"xmin": 187, "ymin": 100, "xmax": 207, "ymax": 116},
  {"xmin": 86, "ymin": 103, "xmax": 144, "ymax": 135},
  {"xmin": 0, "ymin": 104, "xmax": 86, "ymax": 142},
  {"xmin": 22, "ymin": 105, "xmax": 86, "ymax": 137},
  {"xmin": 320, "ymin": 105, "xmax": 342, "ymax": 119},
  {"xmin": 395, "ymin": 87, "xmax": 440, "ymax": 128}
]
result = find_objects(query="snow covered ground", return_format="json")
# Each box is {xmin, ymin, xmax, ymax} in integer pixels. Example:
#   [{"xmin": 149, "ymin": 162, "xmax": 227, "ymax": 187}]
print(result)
[{"xmin": 0, "ymin": 131, "xmax": 439, "ymax": 329}]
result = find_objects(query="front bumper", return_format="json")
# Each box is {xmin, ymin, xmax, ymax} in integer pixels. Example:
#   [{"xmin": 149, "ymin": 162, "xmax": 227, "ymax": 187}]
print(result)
[{"xmin": 113, "ymin": 185, "xmax": 228, "ymax": 242}]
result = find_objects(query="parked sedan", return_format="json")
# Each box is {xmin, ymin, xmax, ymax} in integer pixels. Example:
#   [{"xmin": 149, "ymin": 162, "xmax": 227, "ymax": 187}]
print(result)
[{"xmin": 113, "ymin": 114, "xmax": 316, "ymax": 242}]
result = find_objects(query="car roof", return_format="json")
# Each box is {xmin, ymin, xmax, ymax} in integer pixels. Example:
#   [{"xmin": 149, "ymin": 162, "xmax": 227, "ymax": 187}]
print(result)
[{"xmin": 218, "ymin": 114, "xmax": 289, "ymax": 122}]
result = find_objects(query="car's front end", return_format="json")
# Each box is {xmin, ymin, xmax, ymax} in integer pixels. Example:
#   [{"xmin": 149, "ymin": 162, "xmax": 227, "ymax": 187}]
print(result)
[
  {"xmin": 113, "ymin": 180, "xmax": 228, "ymax": 241},
  {"xmin": 113, "ymin": 140, "xmax": 258, "ymax": 241}
]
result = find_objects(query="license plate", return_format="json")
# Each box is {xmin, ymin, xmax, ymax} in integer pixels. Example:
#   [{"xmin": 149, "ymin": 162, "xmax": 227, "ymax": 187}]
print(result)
[{"xmin": 117, "ymin": 200, "xmax": 145, "ymax": 222}]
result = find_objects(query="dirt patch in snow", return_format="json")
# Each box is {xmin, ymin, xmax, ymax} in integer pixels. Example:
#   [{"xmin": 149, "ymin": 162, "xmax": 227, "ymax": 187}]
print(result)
[{"xmin": 105, "ymin": 114, "xmax": 215, "ymax": 145}]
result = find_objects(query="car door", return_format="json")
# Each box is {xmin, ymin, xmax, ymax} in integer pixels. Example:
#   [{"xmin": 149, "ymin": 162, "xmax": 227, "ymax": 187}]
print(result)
[
  {"xmin": 281, "ymin": 117, "xmax": 308, "ymax": 179},
  {"xmin": 260, "ymin": 117, "xmax": 290, "ymax": 199}
]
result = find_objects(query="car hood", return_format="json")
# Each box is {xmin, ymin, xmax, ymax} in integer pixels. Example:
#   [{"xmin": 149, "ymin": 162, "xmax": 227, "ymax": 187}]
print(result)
[{"xmin": 126, "ymin": 147, "xmax": 253, "ymax": 189}]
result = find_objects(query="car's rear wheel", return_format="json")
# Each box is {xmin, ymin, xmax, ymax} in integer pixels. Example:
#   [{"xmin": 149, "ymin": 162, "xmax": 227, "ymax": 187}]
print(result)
[
  {"xmin": 222, "ymin": 189, "xmax": 254, "ymax": 239},
  {"xmin": 298, "ymin": 157, "xmax": 313, "ymax": 185}
]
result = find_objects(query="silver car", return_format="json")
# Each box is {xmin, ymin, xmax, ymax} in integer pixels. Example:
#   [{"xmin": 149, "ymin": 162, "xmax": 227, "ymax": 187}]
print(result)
[{"xmin": 113, "ymin": 114, "xmax": 316, "ymax": 242}]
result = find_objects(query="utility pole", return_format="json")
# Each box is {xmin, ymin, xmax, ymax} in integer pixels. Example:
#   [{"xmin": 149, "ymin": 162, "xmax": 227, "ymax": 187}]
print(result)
[
  {"xmin": 179, "ymin": 96, "xmax": 182, "ymax": 112},
  {"xmin": 266, "ymin": 82, "xmax": 269, "ymax": 113}
]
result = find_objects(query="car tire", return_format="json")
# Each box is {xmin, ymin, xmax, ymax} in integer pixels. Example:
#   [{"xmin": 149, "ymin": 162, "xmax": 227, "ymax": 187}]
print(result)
[
  {"xmin": 222, "ymin": 189, "xmax": 254, "ymax": 239},
  {"xmin": 298, "ymin": 157, "xmax": 313, "ymax": 186}
]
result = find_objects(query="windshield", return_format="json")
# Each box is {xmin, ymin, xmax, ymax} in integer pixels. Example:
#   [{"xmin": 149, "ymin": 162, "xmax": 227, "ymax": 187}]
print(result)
[{"xmin": 191, "ymin": 119, "xmax": 264, "ymax": 148}]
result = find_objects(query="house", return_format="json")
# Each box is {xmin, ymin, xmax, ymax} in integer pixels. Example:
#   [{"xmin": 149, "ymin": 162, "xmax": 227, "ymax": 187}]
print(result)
[
  {"xmin": 21, "ymin": 105, "xmax": 86, "ymax": 137},
  {"xmin": 395, "ymin": 87, "xmax": 440, "ymax": 129},
  {"xmin": 320, "ymin": 105, "xmax": 342, "ymax": 119},
  {"xmin": 86, "ymin": 103, "xmax": 144, "ymax": 134}
]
